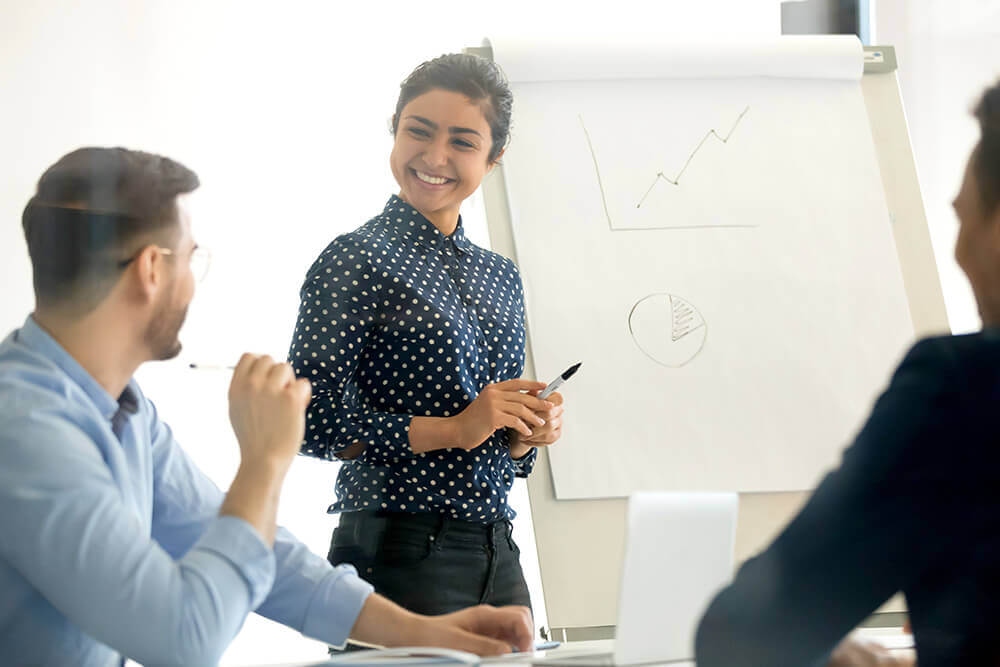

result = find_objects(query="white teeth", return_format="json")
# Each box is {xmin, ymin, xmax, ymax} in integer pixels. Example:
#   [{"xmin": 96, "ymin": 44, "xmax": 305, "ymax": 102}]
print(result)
[{"xmin": 415, "ymin": 170, "xmax": 448, "ymax": 185}]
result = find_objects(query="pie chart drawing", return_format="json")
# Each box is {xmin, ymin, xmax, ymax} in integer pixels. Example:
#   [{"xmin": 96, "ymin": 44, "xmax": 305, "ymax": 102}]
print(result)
[{"xmin": 628, "ymin": 293, "xmax": 707, "ymax": 368}]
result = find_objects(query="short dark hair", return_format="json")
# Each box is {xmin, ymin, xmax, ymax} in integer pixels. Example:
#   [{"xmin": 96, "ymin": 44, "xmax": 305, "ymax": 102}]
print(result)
[
  {"xmin": 21, "ymin": 147, "xmax": 199, "ymax": 313},
  {"xmin": 392, "ymin": 53, "xmax": 514, "ymax": 164},
  {"xmin": 973, "ymin": 79, "xmax": 1000, "ymax": 216}
]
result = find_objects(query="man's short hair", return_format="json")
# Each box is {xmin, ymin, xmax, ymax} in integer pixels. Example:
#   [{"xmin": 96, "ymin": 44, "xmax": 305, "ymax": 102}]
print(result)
[
  {"xmin": 974, "ymin": 79, "xmax": 1000, "ymax": 216},
  {"xmin": 21, "ymin": 147, "xmax": 199, "ymax": 314}
]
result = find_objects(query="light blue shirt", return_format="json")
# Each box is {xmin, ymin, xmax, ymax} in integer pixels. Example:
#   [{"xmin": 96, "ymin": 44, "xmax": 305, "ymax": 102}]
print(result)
[{"xmin": 0, "ymin": 316, "xmax": 374, "ymax": 666}]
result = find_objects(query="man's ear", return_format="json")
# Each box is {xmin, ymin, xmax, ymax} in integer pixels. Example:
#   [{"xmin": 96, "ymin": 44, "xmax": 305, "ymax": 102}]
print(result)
[{"xmin": 125, "ymin": 244, "xmax": 168, "ymax": 304}]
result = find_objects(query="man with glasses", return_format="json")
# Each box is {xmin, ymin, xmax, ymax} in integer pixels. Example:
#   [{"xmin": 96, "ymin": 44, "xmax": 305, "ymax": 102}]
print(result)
[{"xmin": 0, "ymin": 147, "xmax": 533, "ymax": 666}]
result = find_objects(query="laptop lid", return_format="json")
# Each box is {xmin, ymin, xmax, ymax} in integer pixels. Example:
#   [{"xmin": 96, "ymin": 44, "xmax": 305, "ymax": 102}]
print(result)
[{"xmin": 613, "ymin": 492, "xmax": 738, "ymax": 665}]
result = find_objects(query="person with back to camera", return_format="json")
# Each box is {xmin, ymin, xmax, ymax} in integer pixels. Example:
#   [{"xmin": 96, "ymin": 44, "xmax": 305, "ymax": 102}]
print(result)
[
  {"xmin": 289, "ymin": 53, "xmax": 566, "ymax": 620},
  {"xmin": 696, "ymin": 79, "xmax": 1000, "ymax": 666}
]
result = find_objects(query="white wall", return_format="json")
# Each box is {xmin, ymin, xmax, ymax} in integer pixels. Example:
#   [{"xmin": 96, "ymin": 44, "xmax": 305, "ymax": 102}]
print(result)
[
  {"xmin": 875, "ymin": 0, "xmax": 1000, "ymax": 333},
  {"xmin": 0, "ymin": 2, "xmax": 782, "ymax": 665}
]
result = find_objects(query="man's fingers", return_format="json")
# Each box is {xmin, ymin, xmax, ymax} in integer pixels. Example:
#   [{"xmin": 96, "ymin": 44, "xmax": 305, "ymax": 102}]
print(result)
[
  {"xmin": 293, "ymin": 377, "xmax": 313, "ymax": 405},
  {"xmin": 450, "ymin": 630, "xmax": 512, "ymax": 657},
  {"xmin": 492, "ymin": 606, "xmax": 534, "ymax": 653},
  {"xmin": 246, "ymin": 354, "xmax": 275, "ymax": 386},
  {"xmin": 230, "ymin": 353, "xmax": 257, "ymax": 388},
  {"xmin": 456, "ymin": 606, "xmax": 533, "ymax": 654},
  {"xmin": 265, "ymin": 361, "xmax": 294, "ymax": 390}
]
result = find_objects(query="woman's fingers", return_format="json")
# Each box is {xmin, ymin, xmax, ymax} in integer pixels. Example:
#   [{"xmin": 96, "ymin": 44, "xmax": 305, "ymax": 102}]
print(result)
[
  {"xmin": 495, "ymin": 379, "xmax": 548, "ymax": 393},
  {"xmin": 500, "ymin": 414, "xmax": 533, "ymax": 437},
  {"xmin": 502, "ymin": 390, "xmax": 553, "ymax": 413},
  {"xmin": 502, "ymin": 400, "xmax": 546, "ymax": 427}
]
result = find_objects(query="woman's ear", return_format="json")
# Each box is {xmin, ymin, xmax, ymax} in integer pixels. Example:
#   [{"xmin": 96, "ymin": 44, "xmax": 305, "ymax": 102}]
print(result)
[{"xmin": 487, "ymin": 148, "xmax": 506, "ymax": 173}]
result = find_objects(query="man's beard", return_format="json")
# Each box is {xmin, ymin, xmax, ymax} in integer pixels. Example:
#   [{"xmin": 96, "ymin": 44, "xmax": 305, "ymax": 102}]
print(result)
[{"xmin": 144, "ymin": 296, "xmax": 189, "ymax": 361}]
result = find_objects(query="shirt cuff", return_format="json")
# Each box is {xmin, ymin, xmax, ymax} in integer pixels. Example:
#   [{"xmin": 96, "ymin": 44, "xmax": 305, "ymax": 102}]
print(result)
[
  {"xmin": 510, "ymin": 446, "xmax": 538, "ymax": 478},
  {"xmin": 195, "ymin": 515, "xmax": 277, "ymax": 610},
  {"xmin": 300, "ymin": 564, "xmax": 375, "ymax": 648},
  {"xmin": 356, "ymin": 412, "xmax": 416, "ymax": 466}
]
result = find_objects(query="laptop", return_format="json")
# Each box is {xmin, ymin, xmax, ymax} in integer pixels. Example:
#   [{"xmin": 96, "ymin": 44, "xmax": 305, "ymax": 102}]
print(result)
[{"xmin": 534, "ymin": 492, "xmax": 738, "ymax": 666}]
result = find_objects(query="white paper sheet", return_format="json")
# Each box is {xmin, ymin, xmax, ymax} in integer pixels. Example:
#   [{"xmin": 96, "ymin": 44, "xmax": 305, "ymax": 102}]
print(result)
[
  {"xmin": 494, "ymin": 37, "xmax": 914, "ymax": 498},
  {"xmin": 488, "ymin": 35, "xmax": 863, "ymax": 83}
]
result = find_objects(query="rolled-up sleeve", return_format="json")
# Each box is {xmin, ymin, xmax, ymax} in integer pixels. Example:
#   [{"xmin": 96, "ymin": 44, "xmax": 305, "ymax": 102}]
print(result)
[
  {"xmin": 290, "ymin": 236, "xmax": 418, "ymax": 466},
  {"xmin": 148, "ymin": 400, "xmax": 375, "ymax": 648},
  {"xmin": 509, "ymin": 442, "xmax": 537, "ymax": 478},
  {"xmin": 0, "ymin": 414, "xmax": 276, "ymax": 667},
  {"xmin": 254, "ymin": 527, "xmax": 374, "ymax": 648}
]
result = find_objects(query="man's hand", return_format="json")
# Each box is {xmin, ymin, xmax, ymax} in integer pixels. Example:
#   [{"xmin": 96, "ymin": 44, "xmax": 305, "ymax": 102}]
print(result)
[
  {"xmin": 828, "ymin": 636, "xmax": 916, "ymax": 667},
  {"xmin": 228, "ymin": 353, "xmax": 312, "ymax": 468},
  {"xmin": 419, "ymin": 605, "xmax": 534, "ymax": 655},
  {"xmin": 351, "ymin": 594, "xmax": 533, "ymax": 656},
  {"xmin": 509, "ymin": 390, "xmax": 564, "ymax": 458},
  {"xmin": 220, "ymin": 354, "xmax": 311, "ymax": 545},
  {"xmin": 451, "ymin": 379, "xmax": 549, "ymax": 451}
]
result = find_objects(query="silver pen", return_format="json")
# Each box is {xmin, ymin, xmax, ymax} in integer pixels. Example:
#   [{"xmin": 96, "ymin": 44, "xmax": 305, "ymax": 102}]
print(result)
[{"xmin": 538, "ymin": 362, "xmax": 582, "ymax": 399}]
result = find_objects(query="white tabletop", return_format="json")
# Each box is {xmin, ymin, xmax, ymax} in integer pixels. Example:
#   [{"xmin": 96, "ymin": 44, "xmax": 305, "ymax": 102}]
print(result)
[{"xmin": 254, "ymin": 629, "xmax": 913, "ymax": 667}]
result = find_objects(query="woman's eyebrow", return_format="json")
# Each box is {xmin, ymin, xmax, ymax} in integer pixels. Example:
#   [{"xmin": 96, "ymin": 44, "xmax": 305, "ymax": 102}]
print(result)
[{"xmin": 406, "ymin": 115, "xmax": 482, "ymax": 137}]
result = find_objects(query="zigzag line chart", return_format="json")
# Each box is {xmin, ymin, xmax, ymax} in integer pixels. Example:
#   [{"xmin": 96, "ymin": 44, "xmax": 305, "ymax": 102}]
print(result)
[
  {"xmin": 636, "ymin": 105, "xmax": 749, "ymax": 208},
  {"xmin": 579, "ymin": 106, "xmax": 757, "ymax": 231}
]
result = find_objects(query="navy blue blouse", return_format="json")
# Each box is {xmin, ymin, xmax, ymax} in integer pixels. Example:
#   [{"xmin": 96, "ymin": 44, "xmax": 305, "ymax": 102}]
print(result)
[{"xmin": 290, "ymin": 196, "xmax": 536, "ymax": 522}]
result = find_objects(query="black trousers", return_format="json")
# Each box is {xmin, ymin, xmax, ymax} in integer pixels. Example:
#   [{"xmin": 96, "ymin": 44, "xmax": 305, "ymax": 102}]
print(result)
[{"xmin": 328, "ymin": 510, "xmax": 532, "ymax": 616}]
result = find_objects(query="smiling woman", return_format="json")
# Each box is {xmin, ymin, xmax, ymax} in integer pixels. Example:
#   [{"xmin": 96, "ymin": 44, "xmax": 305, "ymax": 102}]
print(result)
[{"xmin": 288, "ymin": 53, "xmax": 567, "ymax": 628}]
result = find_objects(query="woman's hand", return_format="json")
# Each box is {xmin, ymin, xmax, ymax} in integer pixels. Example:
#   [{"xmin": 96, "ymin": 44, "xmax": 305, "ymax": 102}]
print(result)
[
  {"xmin": 508, "ymin": 390, "xmax": 565, "ymax": 459},
  {"xmin": 451, "ymin": 379, "xmax": 550, "ymax": 451}
]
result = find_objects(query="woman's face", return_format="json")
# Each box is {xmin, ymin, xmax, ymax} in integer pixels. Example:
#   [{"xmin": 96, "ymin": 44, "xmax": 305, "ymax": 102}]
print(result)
[{"xmin": 390, "ymin": 88, "xmax": 497, "ymax": 232}]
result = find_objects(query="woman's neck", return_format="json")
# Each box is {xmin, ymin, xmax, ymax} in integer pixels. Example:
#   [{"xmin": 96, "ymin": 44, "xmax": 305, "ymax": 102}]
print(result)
[{"xmin": 397, "ymin": 193, "xmax": 458, "ymax": 236}]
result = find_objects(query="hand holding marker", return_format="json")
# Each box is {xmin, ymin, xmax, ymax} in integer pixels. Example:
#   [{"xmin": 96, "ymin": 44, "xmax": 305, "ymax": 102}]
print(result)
[{"xmin": 538, "ymin": 362, "xmax": 581, "ymax": 400}]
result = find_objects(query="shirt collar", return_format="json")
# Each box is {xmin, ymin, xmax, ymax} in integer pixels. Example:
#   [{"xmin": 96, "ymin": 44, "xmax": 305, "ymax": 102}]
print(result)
[
  {"xmin": 16, "ymin": 315, "xmax": 138, "ymax": 421},
  {"xmin": 384, "ymin": 195, "xmax": 472, "ymax": 256}
]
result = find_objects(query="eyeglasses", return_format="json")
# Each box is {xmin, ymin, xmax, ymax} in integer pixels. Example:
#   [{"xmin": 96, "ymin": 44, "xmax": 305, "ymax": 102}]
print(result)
[{"xmin": 118, "ymin": 245, "xmax": 212, "ymax": 284}]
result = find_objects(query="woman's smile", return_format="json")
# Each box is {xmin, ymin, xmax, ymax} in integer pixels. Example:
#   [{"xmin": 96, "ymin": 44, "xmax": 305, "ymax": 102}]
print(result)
[{"xmin": 410, "ymin": 167, "xmax": 455, "ymax": 187}]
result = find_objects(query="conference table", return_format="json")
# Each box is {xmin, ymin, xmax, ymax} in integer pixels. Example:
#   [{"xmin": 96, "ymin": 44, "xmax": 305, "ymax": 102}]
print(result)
[{"xmin": 258, "ymin": 628, "xmax": 915, "ymax": 667}]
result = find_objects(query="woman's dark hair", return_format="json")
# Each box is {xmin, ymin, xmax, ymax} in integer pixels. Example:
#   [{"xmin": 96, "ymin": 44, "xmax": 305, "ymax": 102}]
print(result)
[
  {"xmin": 21, "ymin": 147, "xmax": 199, "ymax": 313},
  {"xmin": 973, "ymin": 79, "xmax": 1000, "ymax": 216},
  {"xmin": 392, "ymin": 53, "xmax": 513, "ymax": 164}
]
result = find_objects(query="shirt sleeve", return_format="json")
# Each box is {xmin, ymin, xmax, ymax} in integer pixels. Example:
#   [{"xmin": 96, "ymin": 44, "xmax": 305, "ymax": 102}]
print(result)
[
  {"xmin": 147, "ymin": 398, "xmax": 374, "ymax": 648},
  {"xmin": 508, "ymin": 265, "xmax": 535, "ymax": 478},
  {"xmin": 695, "ymin": 338, "xmax": 967, "ymax": 666},
  {"xmin": 289, "ymin": 236, "xmax": 418, "ymax": 466},
  {"xmin": 508, "ymin": 436, "xmax": 538, "ymax": 478},
  {"xmin": 0, "ymin": 411, "xmax": 275, "ymax": 667}
]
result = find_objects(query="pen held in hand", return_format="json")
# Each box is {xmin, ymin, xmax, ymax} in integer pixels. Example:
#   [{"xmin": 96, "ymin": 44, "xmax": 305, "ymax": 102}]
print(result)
[
  {"xmin": 188, "ymin": 363, "xmax": 236, "ymax": 371},
  {"xmin": 538, "ymin": 362, "xmax": 581, "ymax": 400}
]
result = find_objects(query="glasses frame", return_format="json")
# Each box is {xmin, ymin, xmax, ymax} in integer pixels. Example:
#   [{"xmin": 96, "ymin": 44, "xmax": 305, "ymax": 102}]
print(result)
[{"xmin": 118, "ymin": 245, "xmax": 212, "ymax": 283}]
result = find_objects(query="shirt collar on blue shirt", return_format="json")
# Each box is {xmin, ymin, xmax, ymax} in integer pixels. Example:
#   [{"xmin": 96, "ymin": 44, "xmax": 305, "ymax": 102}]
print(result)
[
  {"xmin": 16, "ymin": 315, "xmax": 139, "ymax": 422},
  {"xmin": 385, "ymin": 195, "xmax": 472, "ymax": 256}
]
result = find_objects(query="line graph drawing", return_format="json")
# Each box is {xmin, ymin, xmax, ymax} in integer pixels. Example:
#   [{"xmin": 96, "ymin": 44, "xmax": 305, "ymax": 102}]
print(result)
[
  {"xmin": 580, "ymin": 107, "xmax": 758, "ymax": 232},
  {"xmin": 628, "ymin": 293, "xmax": 707, "ymax": 368},
  {"xmin": 635, "ymin": 105, "xmax": 750, "ymax": 208}
]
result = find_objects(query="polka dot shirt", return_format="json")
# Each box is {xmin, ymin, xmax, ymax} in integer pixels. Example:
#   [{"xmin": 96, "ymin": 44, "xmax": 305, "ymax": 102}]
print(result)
[{"xmin": 290, "ymin": 196, "xmax": 536, "ymax": 523}]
